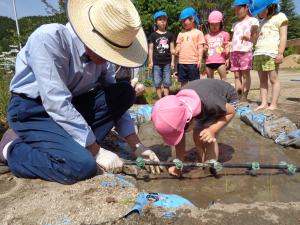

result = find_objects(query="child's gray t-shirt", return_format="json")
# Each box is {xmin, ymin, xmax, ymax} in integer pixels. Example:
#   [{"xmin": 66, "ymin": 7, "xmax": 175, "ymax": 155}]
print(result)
[{"xmin": 182, "ymin": 79, "xmax": 238, "ymax": 126}]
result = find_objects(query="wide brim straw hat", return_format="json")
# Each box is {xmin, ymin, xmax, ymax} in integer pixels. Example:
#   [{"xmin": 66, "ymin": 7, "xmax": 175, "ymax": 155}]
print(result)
[{"xmin": 67, "ymin": 0, "xmax": 148, "ymax": 68}]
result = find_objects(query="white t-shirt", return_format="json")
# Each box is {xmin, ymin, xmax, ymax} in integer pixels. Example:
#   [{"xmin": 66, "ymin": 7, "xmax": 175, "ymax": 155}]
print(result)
[
  {"xmin": 254, "ymin": 12, "xmax": 288, "ymax": 58},
  {"xmin": 231, "ymin": 17, "xmax": 259, "ymax": 52}
]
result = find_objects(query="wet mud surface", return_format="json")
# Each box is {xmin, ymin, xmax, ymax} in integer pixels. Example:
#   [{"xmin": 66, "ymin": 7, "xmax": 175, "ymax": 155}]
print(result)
[
  {"xmin": 137, "ymin": 117, "xmax": 300, "ymax": 208},
  {"xmin": 137, "ymin": 70, "xmax": 300, "ymax": 209}
]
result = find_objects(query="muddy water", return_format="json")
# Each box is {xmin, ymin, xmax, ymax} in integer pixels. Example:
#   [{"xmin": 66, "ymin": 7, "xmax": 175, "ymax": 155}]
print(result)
[{"xmin": 137, "ymin": 107, "xmax": 300, "ymax": 208}]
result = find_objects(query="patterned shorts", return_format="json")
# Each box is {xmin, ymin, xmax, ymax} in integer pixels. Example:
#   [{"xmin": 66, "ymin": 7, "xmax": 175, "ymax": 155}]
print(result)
[
  {"xmin": 253, "ymin": 55, "xmax": 279, "ymax": 71},
  {"xmin": 230, "ymin": 51, "xmax": 253, "ymax": 72}
]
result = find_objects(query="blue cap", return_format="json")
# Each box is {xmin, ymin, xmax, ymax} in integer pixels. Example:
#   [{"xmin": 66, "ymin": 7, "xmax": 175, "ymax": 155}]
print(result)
[
  {"xmin": 179, "ymin": 7, "xmax": 200, "ymax": 25},
  {"xmin": 250, "ymin": 0, "xmax": 278, "ymax": 16},
  {"xmin": 232, "ymin": 0, "xmax": 251, "ymax": 6},
  {"xmin": 153, "ymin": 10, "xmax": 168, "ymax": 21}
]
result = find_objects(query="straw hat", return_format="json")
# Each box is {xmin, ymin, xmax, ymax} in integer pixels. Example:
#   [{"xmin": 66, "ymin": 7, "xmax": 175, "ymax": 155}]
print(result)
[{"xmin": 67, "ymin": 0, "xmax": 148, "ymax": 68}]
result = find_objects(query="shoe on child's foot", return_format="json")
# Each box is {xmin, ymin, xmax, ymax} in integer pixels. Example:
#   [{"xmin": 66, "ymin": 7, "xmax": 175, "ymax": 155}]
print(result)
[{"xmin": 0, "ymin": 129, "xmax": 18, "ymax": 164}]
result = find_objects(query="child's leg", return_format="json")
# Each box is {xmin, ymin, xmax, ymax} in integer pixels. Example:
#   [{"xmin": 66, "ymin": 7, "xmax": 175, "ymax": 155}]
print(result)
[
  {"xmin": 156, "ymin": 87, "xmax": 162, "ymax": 99},
  {"xmin": 162, "ymin": 64, "xmax": 172, "ymax": 96},
  {"xmin": 188, "ymin": 64, "xmax": 200, "ymax": 82},
  {"xmin": 204, "ymin": 142, "xmax": 219, "ymax": 162},
  {"xmin": 241, "ymin": 69, "xmax": 251, "ymax": 100},
  {"xmin": 193, "ymin": 129, "xmax": 205, "ymax": 162},
  {"xmin": 206, "ymin": 66, "xmax": 215, "ymax": 79},
  {"xmin": 268, "ymin": 69, "xmax": 280, "ymax": 110},
  {"xmin": 217, "ymin": 64, "xmax": 227, "ymax": 81},
  {"xmin": 177, "ymin": 64, "xmax": 188, "ymax": 87},
  {"xmin": 255, "ymin": 71, "xmax": 269, "ymax": 111},
  {"xmin": 153, "ymin": 65, "xmax": 163, "ymax": 98},
  {"xmin": 241, "ymin": 70, "xmax": 251, "ymax": 93},
  {"xmin": 234, "ymin": 71, "xmax": 242, "ymax": 96},
  {"xmin": 193, "ymin": 129, "xmax": 219, "ymax": 162}
]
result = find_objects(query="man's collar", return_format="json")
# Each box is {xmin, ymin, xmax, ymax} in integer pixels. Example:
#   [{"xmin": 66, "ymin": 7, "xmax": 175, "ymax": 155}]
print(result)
[{"xmin": 66, "ymin": 22, "xmax": 87, "ymax": 60}]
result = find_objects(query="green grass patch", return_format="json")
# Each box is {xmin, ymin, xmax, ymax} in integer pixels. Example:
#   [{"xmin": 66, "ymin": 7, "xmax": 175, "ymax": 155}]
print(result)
[{"xmin": 0, "ymin": 69, "xmax": 11, "ymax": 129}]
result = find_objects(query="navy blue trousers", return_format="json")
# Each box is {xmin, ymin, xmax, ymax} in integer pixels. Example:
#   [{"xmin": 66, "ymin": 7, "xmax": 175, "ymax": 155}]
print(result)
[{"xmin": 7, "ymin": 82, "xmax": 135, "ymax": 184}]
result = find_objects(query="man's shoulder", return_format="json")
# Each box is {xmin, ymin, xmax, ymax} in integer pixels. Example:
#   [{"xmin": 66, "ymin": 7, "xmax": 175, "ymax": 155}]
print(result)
[
  {"xmin": 34, "ymin": 23, "xmax": 67, "ymax": 34},
  {"xmin": 30, "ymin": 23, "xmax": 70, "ymax": 40}
]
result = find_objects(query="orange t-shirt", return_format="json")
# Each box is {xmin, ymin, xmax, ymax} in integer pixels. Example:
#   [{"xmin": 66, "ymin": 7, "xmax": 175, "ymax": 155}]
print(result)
[{"xmin": 176, "ymin": 29, "xmax": 205, "ymax": 64}]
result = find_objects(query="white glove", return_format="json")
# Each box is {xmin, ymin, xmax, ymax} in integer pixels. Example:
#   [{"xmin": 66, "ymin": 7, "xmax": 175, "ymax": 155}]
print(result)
[
  {"xmin": 95, "ymin": 148, "xmax": 123, "ymax": 173},
  {"xmin": 135, "ymin": 143, "xmax": 163, "ymax": 174}
]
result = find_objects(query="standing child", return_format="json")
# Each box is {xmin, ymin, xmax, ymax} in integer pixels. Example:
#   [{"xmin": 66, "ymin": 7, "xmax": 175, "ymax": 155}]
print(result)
[
  {"xmin": 176, "ymin": 7, "xmax": 205, "ymax": 87},
  {"xmin": 204, "ymin": 10, "xmax": 230, "ymax": 81},
  {"xmin": 152, "ymin": 79, "xmax": 238, "ymax": 177},
  {"xmin": 149, "ymin": 10, "xmax": 175, "ymax": 99},
  {"xmin": 230, "ymin": 0, "xmax": 259, "ymax": 101},
  {"xmin": 250, "ymin": 0, "xmax": 288, "ymax": 110}
]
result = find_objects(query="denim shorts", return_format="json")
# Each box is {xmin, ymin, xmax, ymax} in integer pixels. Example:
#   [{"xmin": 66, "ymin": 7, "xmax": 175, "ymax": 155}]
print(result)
[
  {"xmin": 153, "ymin": 64, "xmax": 172, "ymax": 88},
  {"xmin": 177, "ymin": 64, "xmax": 200, "ymax": 83}
]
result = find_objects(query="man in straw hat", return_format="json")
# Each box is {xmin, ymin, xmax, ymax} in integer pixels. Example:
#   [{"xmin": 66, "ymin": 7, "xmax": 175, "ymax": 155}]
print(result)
[{"xmin": 0, "ymin": 0, "xmax": 162, "ymax": 184}]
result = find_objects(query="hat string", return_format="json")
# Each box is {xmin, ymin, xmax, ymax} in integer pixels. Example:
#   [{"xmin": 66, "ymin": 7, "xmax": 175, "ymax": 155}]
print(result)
[
  {"xmin": 88, "ymin": 6, "xmax": 133, "ymax": 49},
  {"xmin": 178, "ymin": 99, "xmax": 193, "ymax": 123}
]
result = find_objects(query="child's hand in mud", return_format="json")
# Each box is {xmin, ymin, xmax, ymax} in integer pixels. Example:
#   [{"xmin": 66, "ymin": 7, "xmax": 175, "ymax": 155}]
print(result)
[
  {"xmin": 168, "ymin": 166, "xmax": 182, "ymax": 177},
  {"xmin": 199, "ymin": 128, "xmax": 216, "ymax": 143}
]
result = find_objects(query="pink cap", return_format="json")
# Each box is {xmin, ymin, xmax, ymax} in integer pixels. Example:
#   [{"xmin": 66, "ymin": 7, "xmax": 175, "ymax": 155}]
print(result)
[
  {"xmin": 151, "ymin": 89, "xmax": 201, "ymax": 146},
  {"xmin": 208, "ymin": 10, "xmax": 223, "ymax": 23}
]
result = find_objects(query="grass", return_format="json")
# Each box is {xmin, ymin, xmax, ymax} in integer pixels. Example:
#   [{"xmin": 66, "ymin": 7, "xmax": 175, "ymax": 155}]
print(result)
[{"xmin": 0, "ymin": 69, "xmax": 11, "ymax": 131}]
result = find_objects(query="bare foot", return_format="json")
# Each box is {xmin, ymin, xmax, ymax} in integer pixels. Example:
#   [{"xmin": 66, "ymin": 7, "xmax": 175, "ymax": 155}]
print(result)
[
  {"xmin": 254, "ymin": 104, "xmax": 268, "ymax": 111},
  {"xmin": 267, "ymin": 105, "xmax": 278, "ymax": 110}
]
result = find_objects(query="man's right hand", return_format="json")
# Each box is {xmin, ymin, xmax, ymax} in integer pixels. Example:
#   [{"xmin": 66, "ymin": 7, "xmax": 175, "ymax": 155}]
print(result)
[{"xmin": 94, "ymin": 148, "xmax": 123, "ymax": 173}]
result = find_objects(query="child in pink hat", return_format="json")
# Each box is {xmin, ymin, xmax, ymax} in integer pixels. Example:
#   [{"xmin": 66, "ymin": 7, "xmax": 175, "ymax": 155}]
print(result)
[
  {"xmin": 204, "ymin": 10, "xmax": 230, "ymax": 81},
  {"xmin": 152, "ymin": 79, "xmax": 238, "ymax": 177}
]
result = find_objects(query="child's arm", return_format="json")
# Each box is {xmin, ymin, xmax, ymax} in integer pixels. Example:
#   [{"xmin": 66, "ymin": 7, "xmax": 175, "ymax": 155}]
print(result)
[
  {"xmin": 168, "ymin": 134, "xmax": 186, "ymax": 177},
  {"xmin": 148, "ymin": 42, "xmax": 154, "ymax": 69},
  {"xmin": 175, "ymin": 43, "xmax": 180, "ymax": 56},
  {"xmin": 170, "ymin": 41, "xmax": 175, "ymax": 70},
  {"xmin": 242, "ymin": 25, "xmax": 259, "ymax": 44},
  {"xmin": 174, "ymin": 33, "xmax": 181, "ymax": 56},
  {"xmin": 197, "ymin": 32, "xmax": 205, "ymax": 69},
  {"xmin": 197, "ymin": 44, "xmax": 203, "ymax": 69},
  {"xmin": 224, "ymin": 33, "xmax": 231, "ymax": 68},
  {"xmin": 200, "ymin": 103, "xmax": 235, "ymax": 143},
  {"xmin": 175, "ymin": 134, "xmax": 186, "ymax": 161},
  {"xmin": 275, "ymin": 21, "xmax": 288, "ymax": 64}
]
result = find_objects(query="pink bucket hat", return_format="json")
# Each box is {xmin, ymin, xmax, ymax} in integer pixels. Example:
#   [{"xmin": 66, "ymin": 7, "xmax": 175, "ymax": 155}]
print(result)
[
  {"xmin": 208, "ymin": 10, "xmax": 223, "ymax": 23},
  {"xmin": 151, "ymin": 89, "xmax": 201, "ymax": 146}
]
